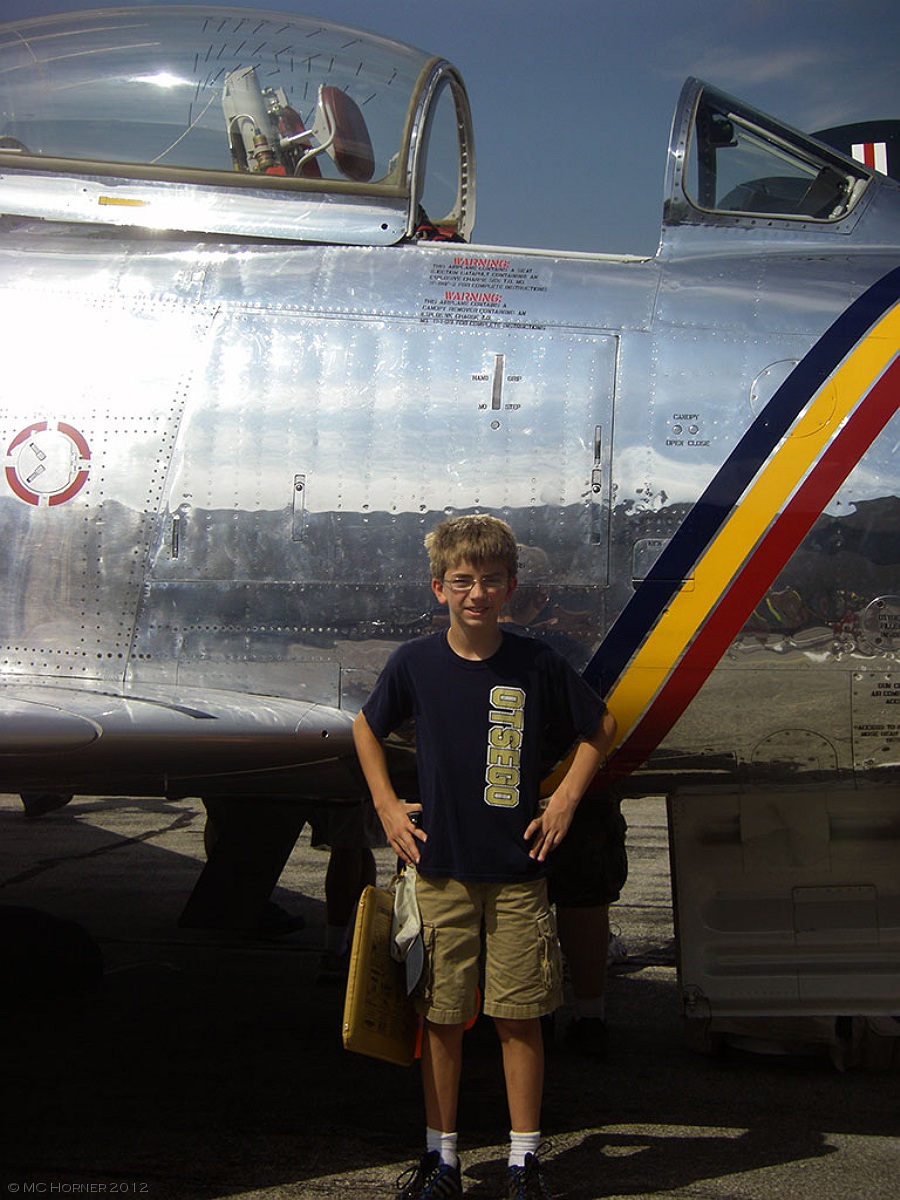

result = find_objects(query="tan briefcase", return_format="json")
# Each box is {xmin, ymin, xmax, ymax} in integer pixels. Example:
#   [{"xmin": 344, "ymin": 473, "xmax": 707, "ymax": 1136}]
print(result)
[{"xmin": 342, "ymin": 883, "xmax": 418, "ymax": 1066}]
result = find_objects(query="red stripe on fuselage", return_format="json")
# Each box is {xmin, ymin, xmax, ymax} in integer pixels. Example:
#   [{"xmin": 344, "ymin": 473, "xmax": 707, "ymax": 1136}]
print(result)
[{"xmin": 608, "ymin": 352, "xmax": 900, "ymax": 779}]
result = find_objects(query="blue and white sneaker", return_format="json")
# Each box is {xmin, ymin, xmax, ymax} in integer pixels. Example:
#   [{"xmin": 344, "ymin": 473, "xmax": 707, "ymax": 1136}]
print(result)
[
  {"xmin": 396, "ymin": 1150, "xmax": 463, "ymax": 1199},
  {"xmin": 506, "ymin": 1152, "xmax": 553, "ymax": 1199}
]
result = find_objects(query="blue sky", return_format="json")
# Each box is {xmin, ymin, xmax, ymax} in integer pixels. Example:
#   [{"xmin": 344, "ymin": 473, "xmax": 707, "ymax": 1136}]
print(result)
[{"xmin": 2, "ymin": 0, "xmax": 897, "ymax": 254}]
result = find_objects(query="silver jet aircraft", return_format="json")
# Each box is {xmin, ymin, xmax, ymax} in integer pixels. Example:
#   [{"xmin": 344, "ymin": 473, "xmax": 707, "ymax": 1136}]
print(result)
[{"xmin": 1, "ymin": 5, "xmax": 898, "ymax": 1045}]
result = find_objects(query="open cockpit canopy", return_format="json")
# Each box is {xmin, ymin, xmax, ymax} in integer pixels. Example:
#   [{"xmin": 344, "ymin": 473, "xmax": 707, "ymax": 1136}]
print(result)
[
  {"xmin": 0, "ymin": 5, "xmax": 474, "ymax": 243},
  {"xmin": 666, "ymin": 79, "xmax": 873, "ymax": 233}
]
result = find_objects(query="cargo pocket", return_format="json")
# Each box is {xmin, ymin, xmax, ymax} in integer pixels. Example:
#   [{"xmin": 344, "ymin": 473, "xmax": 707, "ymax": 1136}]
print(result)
[
  {"xmin": 536, "ymin": 909, "xmax": 563, "ymax": 995},
  {"xmin": 417, "ymin": 922, "xmax": 437, "ymax": 1006}
]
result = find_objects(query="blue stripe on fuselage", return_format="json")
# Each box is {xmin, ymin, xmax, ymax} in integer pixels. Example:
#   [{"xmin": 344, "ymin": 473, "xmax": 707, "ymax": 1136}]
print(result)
[{"xmin": 584, "ymin": 263, "xmax": 900, "ymax": 694}]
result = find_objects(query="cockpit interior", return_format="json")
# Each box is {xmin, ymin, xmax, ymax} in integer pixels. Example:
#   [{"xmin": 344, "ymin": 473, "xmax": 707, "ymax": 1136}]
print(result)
[{"xmin": 0, "ymin": 5, "xmax": 475, "ymax": 244}]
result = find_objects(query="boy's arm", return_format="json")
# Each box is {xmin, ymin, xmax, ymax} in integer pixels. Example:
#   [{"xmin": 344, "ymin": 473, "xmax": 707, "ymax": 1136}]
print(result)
[
  {"xmin": 352, "ymin": 710, "xmax": 426, "ymax": 866},
  {"xmin": 524, "ymin": 708, "xmax": 617, "ymax": 862}
]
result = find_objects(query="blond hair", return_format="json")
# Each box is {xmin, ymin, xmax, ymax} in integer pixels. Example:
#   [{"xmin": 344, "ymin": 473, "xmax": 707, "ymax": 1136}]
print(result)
[{"xmin": 424, "ymin": 514, "xmax": 518, "ymax": 580}]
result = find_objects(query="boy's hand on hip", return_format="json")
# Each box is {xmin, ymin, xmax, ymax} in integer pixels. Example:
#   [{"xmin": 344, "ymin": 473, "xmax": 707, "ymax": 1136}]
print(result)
[
  {"xmin": 524, "ymin": 795, "xmax": 576, "ymax": 861},
  {"xmin": 378, "ymin": 800, "xmax": 426, "ymax": 866}
]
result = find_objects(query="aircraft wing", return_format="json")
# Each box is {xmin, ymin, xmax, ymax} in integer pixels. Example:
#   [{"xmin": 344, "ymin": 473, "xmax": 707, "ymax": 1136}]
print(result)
[{"xmin": 0, "ymin": 685, "xmax": 356, "ymax": 800}]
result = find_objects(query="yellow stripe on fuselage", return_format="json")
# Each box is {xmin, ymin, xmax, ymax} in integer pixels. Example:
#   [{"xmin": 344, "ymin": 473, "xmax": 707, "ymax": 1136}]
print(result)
[{"xmin": 604, "ymin": 305, "xmax": 900, "ymax": 754}]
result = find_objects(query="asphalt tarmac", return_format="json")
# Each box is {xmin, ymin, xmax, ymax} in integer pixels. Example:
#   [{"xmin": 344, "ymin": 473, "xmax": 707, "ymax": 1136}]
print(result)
[{"xmin": 0, "ymin": 792, "xmax": 897, "ymax": 1199}]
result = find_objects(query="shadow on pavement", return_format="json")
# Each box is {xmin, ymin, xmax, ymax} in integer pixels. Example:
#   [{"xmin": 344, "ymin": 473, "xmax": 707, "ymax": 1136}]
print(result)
[{"xmin": 1, "ymin": 794, "xmax": 898, "ymax": 1199}]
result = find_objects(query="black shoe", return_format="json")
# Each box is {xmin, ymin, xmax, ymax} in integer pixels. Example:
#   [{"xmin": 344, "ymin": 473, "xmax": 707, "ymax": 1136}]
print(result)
[
  {"xmin": 396, "ymin": 1150, "xmax": 462, "ymax": 1199},
  {"xmin": 506, "ymin": 1153, "xmax": 553, "ymax": 1200},
  {"xmin": 565, "ymin": 1016, "xmax": 610, "ymax": 1058}
]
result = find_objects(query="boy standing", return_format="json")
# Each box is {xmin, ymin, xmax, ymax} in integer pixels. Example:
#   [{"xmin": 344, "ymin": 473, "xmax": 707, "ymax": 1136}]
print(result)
[{"xmin": 352, "ymin": 515, "xmax": 616, "ymax": 1200}]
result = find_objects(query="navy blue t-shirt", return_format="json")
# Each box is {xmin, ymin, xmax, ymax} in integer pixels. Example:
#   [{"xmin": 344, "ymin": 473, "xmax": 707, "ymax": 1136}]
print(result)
[{"xmin": 362, "ymin": 629, "xmax": 605, "ymax": 882}]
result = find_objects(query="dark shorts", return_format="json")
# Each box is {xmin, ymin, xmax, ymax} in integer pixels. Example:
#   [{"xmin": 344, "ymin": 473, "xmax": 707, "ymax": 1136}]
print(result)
[
  {"xmin": 546, "ymin": 794, "xmax": 628, "ymax": 908},
  {"xmin": 305, "ymin": 799, "xmax": 386, "ymax": 852}
]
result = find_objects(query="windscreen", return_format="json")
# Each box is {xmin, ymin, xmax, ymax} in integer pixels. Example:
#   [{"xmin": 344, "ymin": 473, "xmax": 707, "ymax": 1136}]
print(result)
[
  {"xmin": 686, "ymin": 89, "xmax": 867, "ymax": 222},
  {"xmin": 0, "ymin": 6, "xmax": 428, "ymax": 186}
]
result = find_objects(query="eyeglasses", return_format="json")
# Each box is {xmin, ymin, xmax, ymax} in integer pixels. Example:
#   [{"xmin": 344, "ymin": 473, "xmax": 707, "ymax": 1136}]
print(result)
[{"xmin": 441, "ymin": 574, "xmax": 509, "ymax": 594}]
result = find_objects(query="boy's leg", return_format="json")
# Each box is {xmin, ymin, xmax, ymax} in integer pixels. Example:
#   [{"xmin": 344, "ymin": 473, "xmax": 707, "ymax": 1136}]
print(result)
[
  {"xmin": 556, "ymin": 902, "xmax": 610, "ymax": 1008},
  {"xmin": 310, "ymin": 800, "xmax": 384, "ymax": 976},
  {"xmin": 316, "ymin": 848, "xmax": 377, "ymax": 981},
  {"xmin": 548, "ymin": 794, "xmax": 628, "ymax": 1055},
  {"xmin": 324, "ymin": 846, "xmax": 377, "ymax": 931},
  {"xmin": 421, "ymin": 1019, "xmax": 466, "ymax": 1133},
  {"xmin": 482, "ymin": 878, "xmax": 561, "ymax": 1182},
  {"xmin": 493, "ymin": 1015, "xmax": 543, "ymax": 1132},
  {"xmin": 411, "ymin": 875, "xmax": 483, "ymax": 1177}
]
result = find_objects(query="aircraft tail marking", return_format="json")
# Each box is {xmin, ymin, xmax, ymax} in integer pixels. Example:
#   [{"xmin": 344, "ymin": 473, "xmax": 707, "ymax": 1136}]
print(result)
[
  {"xmin": 583, "ymin": 264, "xmax": 900, "ymax": 778},
  {"xmin": 608, "ymin": 344, "xmax": 900, "ymax": 777},
  {"xmin": 853, "ymin": 141, "xmax": 889, "ymax": 175}
]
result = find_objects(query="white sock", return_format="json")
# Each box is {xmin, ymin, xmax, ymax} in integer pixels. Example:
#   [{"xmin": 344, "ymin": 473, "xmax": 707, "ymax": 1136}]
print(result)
[
  {"xmin": 426, "ymin": 1126, "xmax": 458, "ymax": 1168},
  {"xmin": 508, "ymin": 1129, "xmax": 540, "ymax": 1168}
]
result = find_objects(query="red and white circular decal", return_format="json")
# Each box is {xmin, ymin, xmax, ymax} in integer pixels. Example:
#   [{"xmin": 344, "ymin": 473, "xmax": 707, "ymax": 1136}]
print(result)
[{"xmin": 4, "ymin": 420, "xmax": 91, "ymax": 506}]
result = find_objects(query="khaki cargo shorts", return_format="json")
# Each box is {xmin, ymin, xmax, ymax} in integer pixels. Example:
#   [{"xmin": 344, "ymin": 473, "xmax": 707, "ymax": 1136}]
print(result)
[{"xmin": 413, "ymin": 874, "xmax": 564, "ymax": 1024}]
